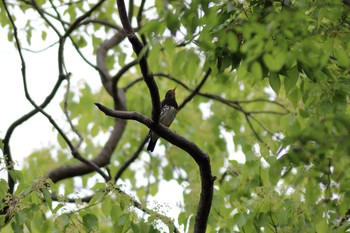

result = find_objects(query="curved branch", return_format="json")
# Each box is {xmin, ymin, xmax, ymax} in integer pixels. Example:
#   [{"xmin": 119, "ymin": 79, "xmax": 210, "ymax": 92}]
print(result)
[
  {"xmin": 46, "ymin": 90, "xmax": 127, "ymax": 183},
  {"xmin": 113, "ymin": 69, "xmax": 212, "ymax": 183},
  {"xmin": 95, "ymin": 103, "xmax": 215, "ymax": 233},
  {"xmin": 96, "ymin": 32, "xmax": 126, "ymax": 94},
  {"xmin": 46, "ymin": 0, "xmax": 130, "ymax": 184},
  {"xmin": 116, "ymin": 0, "xmax": 161, "ymax": 122},
  {"xmin": 112, "ymin": 59, "xmax": 139, "ymax": 86}
]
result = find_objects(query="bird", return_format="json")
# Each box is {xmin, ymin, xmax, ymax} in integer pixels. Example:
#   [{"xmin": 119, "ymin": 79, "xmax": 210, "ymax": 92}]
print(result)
[{"xmin": 147, "ymin": 87, "xmax": 178, "ymax": 152}]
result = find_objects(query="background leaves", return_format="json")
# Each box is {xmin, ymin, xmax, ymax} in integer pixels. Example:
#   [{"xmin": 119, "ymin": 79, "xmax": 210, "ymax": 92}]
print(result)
[{"xmin": 1, "ymin": 0, "xmax": 350, "ymax": 232}]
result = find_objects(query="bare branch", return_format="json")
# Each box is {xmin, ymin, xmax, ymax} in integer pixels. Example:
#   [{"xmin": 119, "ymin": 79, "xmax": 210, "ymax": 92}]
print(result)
[
  {"xmin": 63, "ymin": 74, "xmax": 84, "ymax": 149},
  {"xmin": 178, "ymin": 68, "xmax": 212, "ymax": 110},
  {"xmin": 112, "ymin": 59, "xmax": 139, "ymax": 86},
  {"xmin": 116, "ymin": 0, "xmax": 161, "ymax": 123}
]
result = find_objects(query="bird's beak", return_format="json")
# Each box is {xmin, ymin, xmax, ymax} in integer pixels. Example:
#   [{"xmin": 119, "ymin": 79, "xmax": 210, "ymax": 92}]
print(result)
[{"xmin": 172, "ymin": 87, "xmax": 176, "ymax": 92}]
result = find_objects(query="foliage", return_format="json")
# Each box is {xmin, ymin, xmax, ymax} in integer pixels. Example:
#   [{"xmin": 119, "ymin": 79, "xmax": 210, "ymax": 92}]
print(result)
[{"xmin": 1, "ymin": 0, "xmax": 350, "ymax": 232}]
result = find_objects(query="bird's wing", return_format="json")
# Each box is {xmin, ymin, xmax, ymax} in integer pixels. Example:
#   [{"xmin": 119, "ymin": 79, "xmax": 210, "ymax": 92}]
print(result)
[{"xmin": 160, "ymin": 105, "xmax": 177, "ymax": 127}]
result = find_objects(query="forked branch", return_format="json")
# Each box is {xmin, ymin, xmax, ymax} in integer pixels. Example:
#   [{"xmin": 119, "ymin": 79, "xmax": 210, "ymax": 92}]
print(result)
[{"xmin": 95, "ymin": 103, "xmax": 215, "ymax": 233}]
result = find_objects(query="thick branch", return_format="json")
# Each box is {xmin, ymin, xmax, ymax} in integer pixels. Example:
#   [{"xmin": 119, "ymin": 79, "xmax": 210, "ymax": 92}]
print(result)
[
  {"xmin": 46, "ymin": 3, "xmax": 128, "ymax": 183},
  {"xmin": 116, "ymin": 0, "xmax": 161, "ymax": 122},
  {"xmin": 95, "ymin": 103, "xmax": 215, "ymax": 233},
  {"xmin": 96, "ymin": 32, "xmax": 126, "ymax": 94}
]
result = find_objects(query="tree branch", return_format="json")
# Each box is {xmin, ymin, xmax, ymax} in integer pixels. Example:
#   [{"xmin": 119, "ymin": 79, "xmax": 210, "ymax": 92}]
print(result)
[
  {"xmin": 96, "ymin": 32, "xmax": 126, "ymax": 94},
  {"xmin": 51, "ymin": 187, "xmax": 181, "ymax": 233},
  {"xmin": 114, "ymin": 135, "xmax": 149, "ymax": 182},
  {"xmin": 116, "ymin": 0, "xmax": 161, "ymax": 123},
  {"xmin": 178, "ymin": 68, "xmax": 212, "ymax": 110},
  {"xmin": 45, "ymin": 90, "xmax": 127, "ymax": 183},
  {"xmin": 95, "ymin": 103, "xmax": 215, "ymax": 233}
]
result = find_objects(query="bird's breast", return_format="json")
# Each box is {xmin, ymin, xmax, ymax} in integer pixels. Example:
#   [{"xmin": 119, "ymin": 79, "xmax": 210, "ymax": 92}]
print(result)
[{"xmin": 160, "ymin": 106, "xmax": 177, "ymax": 127}]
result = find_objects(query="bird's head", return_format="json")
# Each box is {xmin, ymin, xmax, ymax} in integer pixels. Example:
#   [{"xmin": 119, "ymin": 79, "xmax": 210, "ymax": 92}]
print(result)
[{"xmin": 165, "ymin": 87, "xmax": 176, "ymax": 99}]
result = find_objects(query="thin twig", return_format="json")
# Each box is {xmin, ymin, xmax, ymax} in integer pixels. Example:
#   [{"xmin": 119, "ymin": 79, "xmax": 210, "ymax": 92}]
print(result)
[
  {"xmin": 178, "ymin": 68, "xmax": 212, "ymax": 110},
  {"xmin": 51, "ymin": 186, "xmax": 181, "ymax": 233},
  {"xmin": 63, "ymin": 74, "xmax": 84, "ymax": 149},
  {"xmin": 114, "ymin": 135, "xmax": 148, "ymax": 182},
  {"xmin": 112, "ymin": 59, "xmax": 139, "ymax": 85},
  {"xmin": 6, "ymin": 1, "xmax": 110, "ymax": 183}
]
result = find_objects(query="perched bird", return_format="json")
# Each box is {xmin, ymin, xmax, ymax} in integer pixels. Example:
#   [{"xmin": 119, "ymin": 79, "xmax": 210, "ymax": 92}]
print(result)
[{"xmin": 147, "ymin": 87, "xmax": 178, "ymax": 152}]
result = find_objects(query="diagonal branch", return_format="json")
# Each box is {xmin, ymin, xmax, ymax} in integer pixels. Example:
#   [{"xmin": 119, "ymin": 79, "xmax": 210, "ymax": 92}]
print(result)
[
  {"xmin": 116, "ymin": 0, "xmax": 161, "ymax": 123},
  {"xmin": 114, "ymin": 135, "xmax": 149, "ymax": 182},
  {"xmin": 178, "ymin": 68, "xmax": 212, "ymax": 110},
  {"xmin": 95, "ymin": 103, "xmax": 215, "ymax": 233}
]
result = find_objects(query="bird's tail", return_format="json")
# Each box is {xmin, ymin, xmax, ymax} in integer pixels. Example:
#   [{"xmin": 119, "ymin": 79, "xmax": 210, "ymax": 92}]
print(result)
[
  {"xmin": 147, "ymin": 139, "xmax": 157, "ymax": 152},
  {"xmin": 147, "ymin": 131, "xmax": 159, "ymax": 152}
]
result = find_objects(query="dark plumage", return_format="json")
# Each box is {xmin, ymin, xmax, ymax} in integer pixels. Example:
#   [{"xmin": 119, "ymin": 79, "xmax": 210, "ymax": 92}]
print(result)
[{"xmin": 147, "ymin": 88, "xmax": 178, "ymax": 152}]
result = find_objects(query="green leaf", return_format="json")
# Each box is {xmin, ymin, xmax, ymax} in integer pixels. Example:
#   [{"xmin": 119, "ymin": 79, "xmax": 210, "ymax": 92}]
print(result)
[
  {"xmin": 0, "ymin": 179, "xmax": 7, "ymax": 199},
  {"xmin": 263, "ymin": 50, "xmax": 285, "ymax": 72},
  {"xmin": 11, "ymin": 218, "xmax": 24, "ymax": 233},
  {"xmin": 9, "ymin": 170, "xmax": 23, "ymax": 183},
  {"xmin": 250, "ymin": 61, "xmax": 263, "ymax": 80},
  {"xmin": 334, "ymin": 47, "xmax": 350, "ymax": 67},
  {"xmin": 139, "ymin": 20, "xmax": 165, "ymax": 35},
  {"xmin": 285, "ymin": 66, "xmax": 299, "ymax": 94},
  {"xmin": 83, "ymin": 214, "xmax": 98, "ymax": 231},
  {"xmin": 101, "ymin": 198, "xmax": 112, "ymax": 215},
  {"xmin": 77, "ymin": 36, "xmax": 87, "ymax": 48},
  {"xmin": 131, "ymin": 223, "xmax": 140, "ymax": 233},
  {"xmin": 42, "ymin": 189, "xmax": 52, "ymax": 210},
  {"xmin": 41, "ymin": 31, "xmax": 47, "ymax": 40},
  {"xmin": 315, "ymin": 218, "xmax": 328, "ymax": 233},
  {"xmin": 269, "ymin": 72, "xmax": 281, "ymax": 95},
  {"xmin": 166, "ymin": 12, "xmax": 180, "ymax": 35},
  {"xmin": 288, "ymin": 88, "xmax": 299, "ymax": 108},
  {"xmin": 57, "ymin": 134, "xmax": 66, "ymax": 149},
  {"xmin": 237, "ymin": 63, "xmax": 248, "ymax": 79},
  {"xmin": 0, "ymin": 138, "xmax": 4, "ymax": 151},
  {"xmin": 55, "ymin": 213, "xmax": 70, "ymax": 230},
  {"xmin": 234, "ymin": 213, "xmax": 247, "ymax": 227},
  {"xmin": 52, "ymin": 204, "xmax": 64, "ymax": 214}
]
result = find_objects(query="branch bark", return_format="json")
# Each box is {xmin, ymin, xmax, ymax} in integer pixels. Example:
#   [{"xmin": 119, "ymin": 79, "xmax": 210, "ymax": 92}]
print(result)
[
  {"xmin": 116, "ymin": 0, "xmax": 161, "ymax": 123},
  {"xmin": 95, "ymin": 103, "xmax": 215, "ymax": 233}
]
